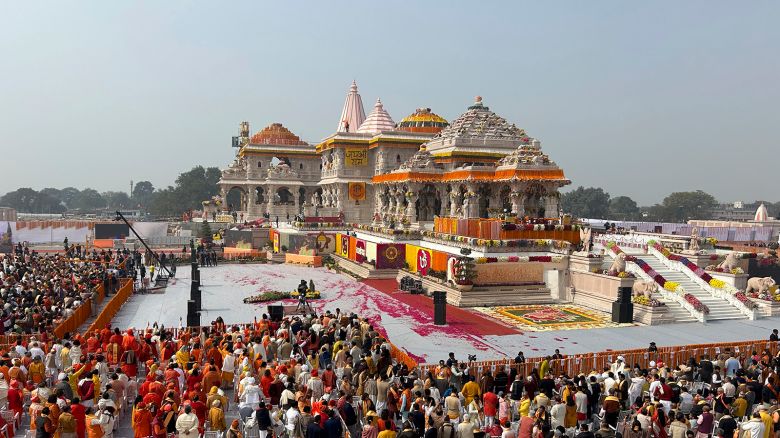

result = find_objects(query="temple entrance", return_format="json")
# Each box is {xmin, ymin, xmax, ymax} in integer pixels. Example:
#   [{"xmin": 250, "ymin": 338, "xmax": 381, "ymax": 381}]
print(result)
[
  {"xmin": 499, "ymin": 185, "xmax": 512, "ymax": 214},
  {"xmin": 478, "ymin": 185, "xmax": 491, "ymax": 218},
  {"xmin": 275, "ymin": 187, "xmax": 294, "ymax": 205},
  {"xmin": 523, "ymin": 183, "xmax": 547, "ymax": 218},
  {"xmin": 298, "ymin": 187, "xmax": 306, "ymax": 213},
  {"xmin": 226, "ymin": 186, "xmax": 246, "ymax": 212},
  {"xmin": 255, "ymin": 187, "xmax": 265, "ymax": 204},
  {"xmin": 415, "ymin": 184, "xmax": 438, "ymax": 221}
]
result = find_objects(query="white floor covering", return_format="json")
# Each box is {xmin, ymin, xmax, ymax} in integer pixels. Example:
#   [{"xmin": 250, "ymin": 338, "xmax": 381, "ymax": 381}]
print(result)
[{"xmin": 111, "ymin": 264, "xmax": 780, "ymax": 363}]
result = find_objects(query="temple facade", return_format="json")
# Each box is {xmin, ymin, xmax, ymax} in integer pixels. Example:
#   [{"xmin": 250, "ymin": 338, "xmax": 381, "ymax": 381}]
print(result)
[{"xmin": 217, "ymin": 82, "xmax": 569, "ymax": 225}]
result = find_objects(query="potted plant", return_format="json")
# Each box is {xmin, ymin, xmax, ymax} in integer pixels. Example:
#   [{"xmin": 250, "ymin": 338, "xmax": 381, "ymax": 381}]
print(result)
[{"xmin": 453, "ymin": 253, "xmax": 477, "ymax": 291}]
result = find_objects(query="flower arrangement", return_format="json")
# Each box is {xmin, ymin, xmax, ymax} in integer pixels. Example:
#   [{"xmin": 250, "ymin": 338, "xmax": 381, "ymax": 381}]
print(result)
[
  {"xmin": 632, "ymin": 295, "xmax": 665, "ymax": 307},
  {"xmin": 684, "ymin": 294, "xmax": 710, "ymax": 314},
  {"xmin": 705, "ymin": 237, "xmax": 718, "ymax": 245},
  {"xmin": 730, "ymin": 267, "xmax": 744, "ymax": 275},
  {"xmin": 663, "ymin": 281, "xmax": 680, "ymax": 292},
  {"xmin": 734, "ymin": 292, "xmax": 759, "ymax": 309},
  {"xmin": 709, "ymin": 278, "xmax": 726, "ymax": 289}
]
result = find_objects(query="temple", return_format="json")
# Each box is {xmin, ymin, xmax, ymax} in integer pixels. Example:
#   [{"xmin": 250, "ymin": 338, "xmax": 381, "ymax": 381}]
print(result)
[{"xmin": 218, "ymin": 82, "xmax": 570, "ymax": 225}]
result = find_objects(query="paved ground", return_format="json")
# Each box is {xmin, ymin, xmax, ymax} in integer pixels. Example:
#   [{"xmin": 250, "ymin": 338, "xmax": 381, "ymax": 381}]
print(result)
[{"xmin": 110, "ymin": 264, "xmax": 780, "ymax": 363}]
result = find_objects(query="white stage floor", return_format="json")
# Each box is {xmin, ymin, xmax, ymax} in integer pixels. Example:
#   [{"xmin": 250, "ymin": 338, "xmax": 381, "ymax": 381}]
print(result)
[{"xmin": 111, "ymin": 264, "xmax": 780, "ymax": 363}]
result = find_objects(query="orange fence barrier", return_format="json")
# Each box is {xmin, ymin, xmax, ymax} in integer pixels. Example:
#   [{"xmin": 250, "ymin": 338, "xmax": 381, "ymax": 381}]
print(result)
[
  {"xmin": 84, "ymin": 279, "xmax": 134, "ymax": 336},
  {"xmin": 420, "ymin": 339, "xmax": 778, "ymax": 377},
  {"xmin": 54, "ymin": 301, "xmax": 92, "ymax": 339},
  {"xmin": 433, "ymin": 217, "xmax": 580, "ymax": 244}
]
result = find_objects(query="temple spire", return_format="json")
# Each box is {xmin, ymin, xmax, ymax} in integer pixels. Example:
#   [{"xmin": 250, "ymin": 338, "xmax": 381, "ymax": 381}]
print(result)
[{"xmin": 336, "ymin": 80, "xmax": 366, "ymax": 133}]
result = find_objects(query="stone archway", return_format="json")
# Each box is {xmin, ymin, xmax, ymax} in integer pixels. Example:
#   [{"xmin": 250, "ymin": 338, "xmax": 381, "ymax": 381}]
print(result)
[
  {"xmin": 255, "ymin": 187, "xmax": 265, "ymax": 204},
  {"xmin": 499, "ymin": 185, "xmax": 512, "ymax": 214},
  {"xmin": 523, "ymin": 183, "xmax": 547, "ymax": 218},
  {"xmin": 275, "ymin": 187, "xmax": 294, "ymax": 205},
  {"xmin": 226, "ymin": 186, "xmax": 247, "ymax": 212},
  {"xmin": 415, "ymin": 184, "xmax": 438, "ymax": 221},
  {"xmin": 478, "ymin": 185, "xmax": 492, "ymax": 218}
]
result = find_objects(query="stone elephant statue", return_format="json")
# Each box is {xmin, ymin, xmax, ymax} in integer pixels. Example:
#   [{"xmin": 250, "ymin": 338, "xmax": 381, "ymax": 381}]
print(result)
[
  {"xmin": 632, "ymin": 280, "xmax": 659, "ymax": 298},
  {"xmin": 608, "ymin": 253, "xmax": 627, "ymax": 275},
  {"xmin": 717, "ymin": 252, "xmax": 741, "ymax": 272},
  {"xmin": 746, "ymin": 276, "xmax": 776, "ymax": 294}
]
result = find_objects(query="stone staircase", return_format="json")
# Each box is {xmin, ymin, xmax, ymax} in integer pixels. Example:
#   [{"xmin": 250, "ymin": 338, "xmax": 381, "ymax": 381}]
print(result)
[
  {"xmin": 596, "ymin": 246, "xmax": 697, "ymax": 324},
  {"xmin": 641, "ymin": 255, "xmax": 747, "ymax": 321}
]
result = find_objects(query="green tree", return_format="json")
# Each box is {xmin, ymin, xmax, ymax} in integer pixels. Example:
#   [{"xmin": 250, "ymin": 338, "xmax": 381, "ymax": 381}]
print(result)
[
  {"xmin": 132, "ymin": 181, "xmax": 155, "ymax": 209},
  {"xmin": 608, "ymin": 196, "xmax": 641, "ymax": 221},
  {"xmin": 560, "ymin": 186, "xmax": 611, "ymax": 219},
  {"xmin": 659, "ymin": 190, "xmax": 717, "ymax": 222},
  {"xmin": 172, "ymin": 166, "xmax": 221, "ymax": 213},
  {"xmin": 69, "ymin": 188, "xmax": 107, "ymax": 211},
  {"xmin": 199, "ymin": 220, "xmax": 213, "ymax": 239},
  {"xmin": 59, "ymin": 187, "xmax": 82, "ymax": 209},
  {"xmin": 148, "ymin": 186, "xmax": 177, "ymax": 217},
  {"xmin": 102, "ymin": 191, "xmax": 132, "ymax": 210},
  {"xmin": 0, "ymin": 188, "xmax": 66, "ymax": 213}
]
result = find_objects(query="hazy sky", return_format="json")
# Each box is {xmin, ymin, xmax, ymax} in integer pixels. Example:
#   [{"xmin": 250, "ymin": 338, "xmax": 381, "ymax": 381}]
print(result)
[{"xmin": 1, "ymin": 1, "xmax": 777, "ymax": 205}]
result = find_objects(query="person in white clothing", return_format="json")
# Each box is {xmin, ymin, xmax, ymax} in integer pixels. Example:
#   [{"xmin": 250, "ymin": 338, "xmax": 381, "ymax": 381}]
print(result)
[
  {"xmin": 90, "ymin": 405, "xmax": 116, "ymax": 438},
  {"xmin": 176, "ymin": 404, "xmax": 200, "ymax": 437}
]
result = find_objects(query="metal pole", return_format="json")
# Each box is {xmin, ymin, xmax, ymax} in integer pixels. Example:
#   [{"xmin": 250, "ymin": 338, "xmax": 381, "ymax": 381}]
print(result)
[{"xmin": 115, "ymin": 211, "xmax": 172, "ymax": 277}]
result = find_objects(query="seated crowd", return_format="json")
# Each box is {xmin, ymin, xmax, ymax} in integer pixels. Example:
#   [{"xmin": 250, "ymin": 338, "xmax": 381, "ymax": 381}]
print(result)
[
  {"xmin": 0, "ymin": 250, "xmax": 127, "ymax": 335},
  {"xmin": 0, "ymin": 300, "xmax": 776, "ymax": 438}
]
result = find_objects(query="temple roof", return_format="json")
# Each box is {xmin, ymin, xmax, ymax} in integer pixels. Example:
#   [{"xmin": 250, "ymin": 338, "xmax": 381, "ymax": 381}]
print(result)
[
  {"xmin": 423, "ymin": 97, "xmax": 529, "ymax": 155},
  {"xmin": 249, "ymin": 123, "xmax": 308, "ymax": 146},
  {"xmin": 397, "ymin": 108, "xmax": 448, "ymax": 133},
  {"xmin": 396, "ymin": 145, "xmax": 443, "ymax": 172},
  {"xmin": 357, "ymin": 98, "xmax": 396, "ymax": 134},
  {"xmin": 336, "ymin": 80, "xmax": 366, "ymax": 133}
]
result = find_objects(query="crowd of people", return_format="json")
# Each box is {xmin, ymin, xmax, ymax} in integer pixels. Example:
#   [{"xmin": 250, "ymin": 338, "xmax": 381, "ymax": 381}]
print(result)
[
  {"xmin": 4, "ymin": 306, "xmax": 771, "ymax": 438},
  {"xmin": 3, "ymin": 247, "xmax": 780, "ymax": 438},
  {"xmin": 0, "ymin": 248, "xmax": 127, "ymax": 335}
]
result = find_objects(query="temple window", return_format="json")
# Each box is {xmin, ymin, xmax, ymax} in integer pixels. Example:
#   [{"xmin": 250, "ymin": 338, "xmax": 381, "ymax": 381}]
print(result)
[{"xmin": 257, "ymin": 161, "xmax": 262, "ymax": 168}]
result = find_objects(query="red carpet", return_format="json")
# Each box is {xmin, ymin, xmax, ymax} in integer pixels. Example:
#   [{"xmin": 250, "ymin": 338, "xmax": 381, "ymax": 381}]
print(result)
[{"xmin": 361, "ymin": 279, "xmax": 519, "ymax": 336}]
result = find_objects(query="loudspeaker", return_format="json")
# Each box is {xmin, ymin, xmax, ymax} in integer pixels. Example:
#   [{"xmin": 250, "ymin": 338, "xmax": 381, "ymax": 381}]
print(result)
[
  {"xmin": 191, "ymin": 280, "xmax": 202, "ymax": 311},
  {"xmin": 268, "ymin": 305, "xmax": 284, "ymax": 322},
  {"xmin": 433, "ymin": 291, "xmax": 447, "ymax": 325},
  {"xmin": 617, "ymin": 286, "xmax": 632, "ymax": 303},
  {"xmin": 612, "ymin": 300, "xmax": 633, "ymax": 323},
  {"xmin": 186, "ymin": 300, "xmax": 200, "ymax": 327}
]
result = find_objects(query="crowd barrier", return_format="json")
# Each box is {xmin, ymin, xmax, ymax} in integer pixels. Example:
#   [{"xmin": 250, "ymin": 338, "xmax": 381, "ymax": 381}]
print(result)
[
  {"xmin": 84, "ymin": 279, "xmax": 134, "ymax": 336},
  {"xmin": 419, "ymin": 339, "xmax": 779, "ymax": 377},
  {"xmin": 433, "ymin": 217, "xmax": 580, "ymax": 243}
]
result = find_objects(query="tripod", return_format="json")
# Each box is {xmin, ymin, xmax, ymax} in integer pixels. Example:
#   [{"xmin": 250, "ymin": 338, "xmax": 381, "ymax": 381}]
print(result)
[{"xmin": 295, "ymin": 294, "xmax": 313, "ymax": 313}]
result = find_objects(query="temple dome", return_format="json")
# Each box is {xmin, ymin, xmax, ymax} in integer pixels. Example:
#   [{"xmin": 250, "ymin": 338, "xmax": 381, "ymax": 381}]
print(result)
[
  {"xmin": 249, "ymin": 123, "xmax": 308, "ymax": 145},
  {"xmin": 433, "ymin": 96, "xmax": 528, "ymax": 143},
  {"xmin": 397, "ymin": 108, "xmax": 448, "ymax": 133},
  {"xmin": 357, "ymin": 98, "xmax": 396, "ymax": 134}
]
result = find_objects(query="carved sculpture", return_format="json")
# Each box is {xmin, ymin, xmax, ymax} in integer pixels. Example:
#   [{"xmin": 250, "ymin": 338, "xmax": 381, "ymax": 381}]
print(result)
[
  {"xmin": 579, "ymin": 228, "xmax": 593, "ymax": 253},
  {"xmin": 608, "ymin": 253, "xmax": 627, "ymax": 275},
  {"xmin": 717, "ymin": 252, "xmax": 741, "ymax": 272},
  {"xmin": 746, "ymin": 276, "xmax": 776, "ymax": 294},
  {"xmin": 688, "ymin": 227, "xmax": 700, "ymax": 252},
  {"xmin": 632, "ymin": 280, "xmax": 658, "ymax": 298}
]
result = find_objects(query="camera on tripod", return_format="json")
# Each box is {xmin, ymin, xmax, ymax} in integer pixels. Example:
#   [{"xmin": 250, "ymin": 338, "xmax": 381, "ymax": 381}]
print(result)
[{"xmin": 467, "ymin": 354, "xmax": 477, "ymax": 362}]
